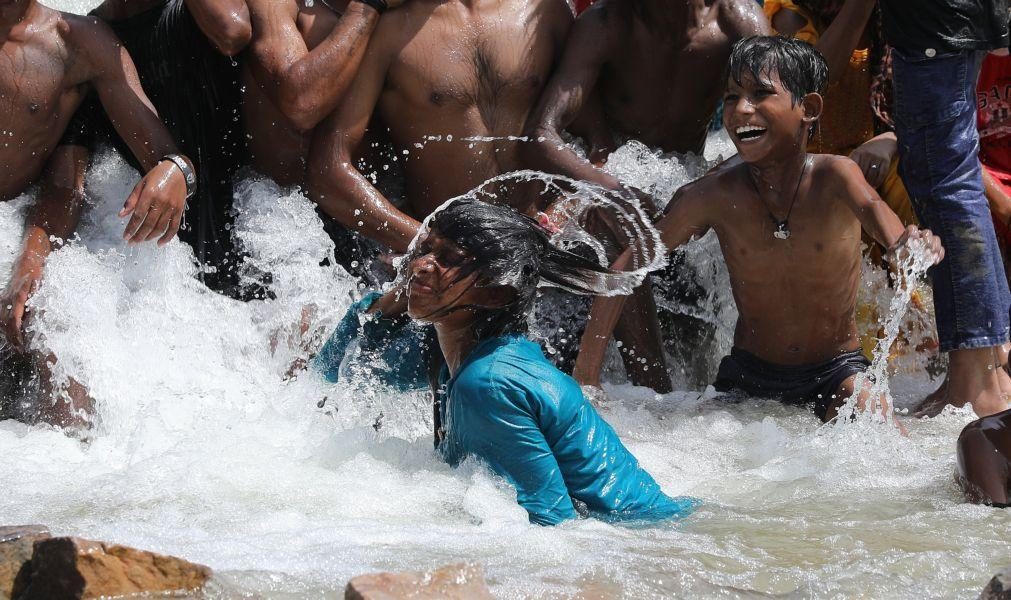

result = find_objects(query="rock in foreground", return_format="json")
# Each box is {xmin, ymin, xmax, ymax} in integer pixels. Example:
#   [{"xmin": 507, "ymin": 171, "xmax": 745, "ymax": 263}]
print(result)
[
  {"xmin": 16, "ymin": 537, "xmax": 211, "ymax": 600},
  {"xmin": 982, "ymin": 567, "xmax": 1011, "ymax": 600},
  {"xmin": 346, "ymin": 563, "xmax": 493, "ymax": 600},
  {"xmin": 0, "ymin": 526, "xmax": 51, "ymax": 600}
]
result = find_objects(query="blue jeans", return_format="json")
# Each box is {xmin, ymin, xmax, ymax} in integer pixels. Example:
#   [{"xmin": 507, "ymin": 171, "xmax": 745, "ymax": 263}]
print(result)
[{"xmin": 892, "ymin": 48, "xmax": 1011, "ymax": 353}]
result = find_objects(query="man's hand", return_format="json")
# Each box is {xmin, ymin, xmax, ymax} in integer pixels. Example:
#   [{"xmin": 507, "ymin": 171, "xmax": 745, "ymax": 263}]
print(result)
[
  {"xmin": 889, "ymin": 225, "xmax": 945, "ymax": 266},
  {"xmin": 849, "ymin": 133, "xmax": 898, "ymax": 189},
  {"xmin": 120, "ymin": 159, "xmax": 189, "ymax": 245},
  {"xmin": 0, "ymin": 261, "xmax": 43, "ymax": 351}
]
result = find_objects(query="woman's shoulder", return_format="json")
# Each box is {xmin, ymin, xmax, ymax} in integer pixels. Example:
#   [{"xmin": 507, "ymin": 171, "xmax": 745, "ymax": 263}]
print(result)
[{"xmin": 455, "ymin": 336, "xmax": 575, "ymax": 397}]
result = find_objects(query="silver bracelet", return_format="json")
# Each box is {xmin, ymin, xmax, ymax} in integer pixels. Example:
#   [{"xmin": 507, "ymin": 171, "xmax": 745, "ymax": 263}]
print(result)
[{"xmin": 161, "ymin": 154, "xmax": 196, "ymax": 199}]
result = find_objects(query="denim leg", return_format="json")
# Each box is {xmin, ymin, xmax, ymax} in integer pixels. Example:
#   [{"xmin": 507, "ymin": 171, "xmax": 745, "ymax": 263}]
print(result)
[{"xmin": 892, "ymin": 49, "xmax": 1011, "ymax": 352}]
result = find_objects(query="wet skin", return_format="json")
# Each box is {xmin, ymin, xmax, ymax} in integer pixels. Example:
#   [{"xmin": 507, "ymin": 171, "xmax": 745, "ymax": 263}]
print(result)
[
  {"xmin": 405, "ymin": 231, "xmax": 506, "ymax": 374},
  {"xmin": 307, "ymin": 0, "xmax": 574, "ymax": 254},
  {"xmin": 0, "ymin": 0, "xmax": 194, "ymax": 430},
  {"xmin": 0, "ymin": 1, "xmax": 185, "ymax": 208},
  {"xmin": 574, "ymin": 69, "xmax": 942, "ymax": 417},
  {"xmin": 93, "ymin": 0, "xmax": 251, "ymax": 56},
  {"xmin": 0, "ymin": 0, "xmax": 189, "ymax": 345},
  {"xmin": 957, "ymin": 407, "xmax": 1011, "ymax": 506},
  {"xmin": 243, "ymin": 0, "xmax": 389, "ymax": 186},
  {"xmin": 524, "ymin": 0, "xmax": 770, "ymax": 193}
]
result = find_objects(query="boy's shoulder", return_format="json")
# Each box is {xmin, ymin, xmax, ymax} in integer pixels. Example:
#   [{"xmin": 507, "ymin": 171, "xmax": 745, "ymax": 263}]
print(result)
[
  {"xmin": 809, "ymin": 153, "xmax": 863, "ymax": 183},
  {"xmin": 682, "ymin": 158, "xmax": 751, "ymax": 197}
]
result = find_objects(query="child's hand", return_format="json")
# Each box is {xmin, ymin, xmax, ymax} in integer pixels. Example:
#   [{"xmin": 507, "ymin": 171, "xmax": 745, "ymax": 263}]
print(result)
[{"xmin": 889, "ymin": 225, "xmax": 945, "ymax": 266}]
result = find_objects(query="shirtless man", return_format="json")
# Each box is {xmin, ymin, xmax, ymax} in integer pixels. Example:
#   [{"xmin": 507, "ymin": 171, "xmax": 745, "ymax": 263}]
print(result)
[
  {"xmin": 243, "ymin": 0, "xmax": 403, "ymax": 186},
  {"xmin": 0, "ymin": 0, "xmax": 192, "ymax": 428},
  {"xmin": 520, "ymin": 0, "xmax": 769, "ymax": 391},
  {"xmin": 524, "ymin": 0, "xmax": 770, "ymax": 189},
  {"xmin": 80, "ymin": 0, "xmax": 255, "ymax": 298},
  {"xmin": 306, "ymin": 0, "xmax": 575, "ymax": 254},
  {"xmin": 956, "ymin": 408, "xmax": 1011, "ymax": 507},
  {"xmin": 574, "ymin": 37, "xmax": 943, "ymax": 422}
]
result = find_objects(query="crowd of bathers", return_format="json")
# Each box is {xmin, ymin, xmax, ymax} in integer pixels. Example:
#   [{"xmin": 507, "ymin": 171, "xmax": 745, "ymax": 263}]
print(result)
[{"xmin": 0, "ymin": 0, "xmax": 1009, "ymax": 521}]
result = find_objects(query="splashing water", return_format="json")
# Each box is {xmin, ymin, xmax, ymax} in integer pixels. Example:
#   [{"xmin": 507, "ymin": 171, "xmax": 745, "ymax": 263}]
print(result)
[
  {"xmin": 2, "ymin": 5, "xmax": 1009, "ymax": 595},
  {"xmin": 837, "ymin": 238, "xmax": 940, "ymax": 425}
]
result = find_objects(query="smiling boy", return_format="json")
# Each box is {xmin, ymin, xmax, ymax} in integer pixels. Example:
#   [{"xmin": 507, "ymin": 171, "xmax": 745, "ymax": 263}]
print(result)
[{"xmin": 574, "ymin": 36, "xmax": 943, "ymax": 422}]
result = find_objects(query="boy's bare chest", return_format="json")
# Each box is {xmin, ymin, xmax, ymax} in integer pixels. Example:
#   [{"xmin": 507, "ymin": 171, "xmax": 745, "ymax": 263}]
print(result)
[{"xmin": 716, "ymin": 197, "xmax": 862, "ymax": 278}]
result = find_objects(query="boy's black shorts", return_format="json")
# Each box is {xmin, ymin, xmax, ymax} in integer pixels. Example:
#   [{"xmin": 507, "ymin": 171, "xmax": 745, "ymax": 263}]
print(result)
[{"xmin": 713, "ymin": 347, "xmax": 871, "ymax": 421}]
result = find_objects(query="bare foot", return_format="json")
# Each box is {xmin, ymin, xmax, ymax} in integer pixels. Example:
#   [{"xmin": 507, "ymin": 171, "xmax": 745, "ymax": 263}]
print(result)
[
  {"xmin": 911, "ymin": 375, "xmax": 960, "ymax": 418},
  {"xmin": 943, "ymin": 346, "xmax": 1011, "ymax": 418}
]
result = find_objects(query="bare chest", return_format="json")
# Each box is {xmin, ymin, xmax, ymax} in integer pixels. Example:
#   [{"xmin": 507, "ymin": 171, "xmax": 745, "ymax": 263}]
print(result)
[
  {"xmin": 0, "ymin": 41, "xmax": 78, "ymax": 126},
  {"xmin": 715, "ymin": 197, "xmax": 863, "ymax": 288},
  {"xmin": 0, "ymin": 38, "xmax": 82, "ymax": 144},
  {"xmin": 602, "ymin": 24, "xmax": 733, "ymax": 151},
  {"xmin": 385, "ymin": 13, "xmax": 557, "ymax": 114}
]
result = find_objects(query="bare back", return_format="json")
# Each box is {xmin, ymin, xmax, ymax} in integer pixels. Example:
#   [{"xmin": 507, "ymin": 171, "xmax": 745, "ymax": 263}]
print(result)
[
  {"xmin": 0, "ymin": 6, "xmax": 96, "ymax": 200},
  {"xmin": 375, "ymin": 0, "xmax": 571, "ymax": 217},
  {"xmin": 593, "ymin": 0, "xmax": 768, "ymax": 155},
  {"xmin": 686, "ymin": 156, "xmax": 864, "ymax": 364},
  {"xmin": 242, "ymin": 1, "xmax": 343, "ymax": 185}
]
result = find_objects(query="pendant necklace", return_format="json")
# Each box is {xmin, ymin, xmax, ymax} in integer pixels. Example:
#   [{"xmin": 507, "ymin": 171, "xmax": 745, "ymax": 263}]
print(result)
[
  {"xmin": 306, "ymin": 0, "xmax": 340, "ymax": 12},
  {"xmin": 750, "ymin": 156, "xmax": 809, "ymax": 240}
]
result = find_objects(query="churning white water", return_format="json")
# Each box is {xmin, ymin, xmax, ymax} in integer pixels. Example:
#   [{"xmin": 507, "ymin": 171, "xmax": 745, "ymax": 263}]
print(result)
[{"xmin": 1, "ymin": 3, "xmax": 1008, "ymax": 597}]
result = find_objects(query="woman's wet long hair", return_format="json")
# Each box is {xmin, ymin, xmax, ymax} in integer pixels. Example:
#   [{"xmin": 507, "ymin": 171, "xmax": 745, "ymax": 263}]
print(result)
[{"xmin": 401, "ymin": 198, "xmax": 630, "ymax": 342}]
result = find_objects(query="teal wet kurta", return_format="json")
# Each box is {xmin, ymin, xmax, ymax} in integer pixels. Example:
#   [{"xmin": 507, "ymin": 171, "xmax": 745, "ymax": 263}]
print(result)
[
  {"xmin": 312, "ymin": 292, "xmax": 434, "ymax": 392},
  {"xmin": 314, "ymin": 299, "xmax": 697, "ymax": 526},
  {"xmin": 439, "ymin": 334, "xmax": 698, "ymax": 526}
]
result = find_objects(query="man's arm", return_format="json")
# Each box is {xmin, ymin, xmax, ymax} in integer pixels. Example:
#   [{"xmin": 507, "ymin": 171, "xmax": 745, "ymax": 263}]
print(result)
[
  {"xmin": 522, "ymin": 9, "xmax": 623, "ymax": 190},
  {"xmin": 246, "ymin": 0, "xmax": 387, "ymax": 132},
  {"xmin": 721, "ymin": 0, "xmax": 772, "ymax": 42},
  {"xmin": 573, "ymin": 183, "xmax": 712, "ymax": 386},
  {"xmin": 70, "ymin": 16, "xmax": 190, "ymax": 245},
  {"xmin": 306, "ymin": 33, "xmax": 420, "ymax": 254},
  {"xmin": 186, "ymin": 0, "xmax": 252, "ymax": 57},
  {"xmin": 811, "ymin": 0, "xmax": 876, "ymax": 86},
  {"xmin": 0, "ymin": 146, "xmax": 88, "ymax": 350}
]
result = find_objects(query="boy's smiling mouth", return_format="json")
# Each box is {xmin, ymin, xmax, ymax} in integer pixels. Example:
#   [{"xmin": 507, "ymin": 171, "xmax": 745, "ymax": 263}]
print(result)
[{"xmin": 735, "ymin": 125, "xmax": 767, "ymax": 141}]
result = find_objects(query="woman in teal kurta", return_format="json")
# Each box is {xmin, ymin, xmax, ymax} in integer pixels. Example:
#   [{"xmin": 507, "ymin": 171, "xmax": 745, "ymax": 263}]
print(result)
[{"xmin": 315, "ymin": 198, "xmax": 697, "ymax": 525}]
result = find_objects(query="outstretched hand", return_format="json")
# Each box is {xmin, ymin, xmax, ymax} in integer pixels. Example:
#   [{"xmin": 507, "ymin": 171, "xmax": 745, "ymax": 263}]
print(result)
[
  {"xmin": 120, "ymin": 159, "xmax": 189, "ymax": 245},
  {"xmin": 889, "ymin": 225, "xmax": 945, "ymax": 266},
  {"xmin": 0, "ymin": 264, "xmax": 43, "ymax": 352}
]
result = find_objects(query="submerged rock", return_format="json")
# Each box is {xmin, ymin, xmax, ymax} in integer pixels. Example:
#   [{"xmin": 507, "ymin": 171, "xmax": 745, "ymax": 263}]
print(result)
[
  {"xmin": 982, "ymin": 567, "xmax": 1011, "ymax": 600},
  {"xmin": 15, "ymin": 537, "xmax": 211, "ymax": 599},
  {"xmin": 346, "ymin": 563, "xmax": 493, "ymax": 600},
  {"xmin": 0, "ymin": 526, "xmax": 50, "ymax": 600}
]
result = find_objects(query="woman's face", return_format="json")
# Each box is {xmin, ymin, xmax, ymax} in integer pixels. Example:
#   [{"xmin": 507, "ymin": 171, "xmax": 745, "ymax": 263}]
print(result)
[{"xmin": 406, "ymin": 231, "xmax": 485, "ymax": 323}]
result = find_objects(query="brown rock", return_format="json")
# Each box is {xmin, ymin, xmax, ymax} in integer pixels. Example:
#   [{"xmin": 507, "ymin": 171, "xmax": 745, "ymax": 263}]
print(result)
[
  {"xmin": 0, "ymin": 525, "xmax": 50, "ymax": 600},
  {"xmin": 346, "ymin": 563, "xmax": 493, "ymax": 600},
  {"xmin": 982, "ymin": 567, "xmax": 1011, "ymax": 600},
  {"xmin": 17, "ymin": 537, "xmax": 211, "ymax": 600}
]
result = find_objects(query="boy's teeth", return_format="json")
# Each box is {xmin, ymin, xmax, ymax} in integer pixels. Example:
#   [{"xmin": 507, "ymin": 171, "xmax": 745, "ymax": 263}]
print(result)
[{"xmin": 735, "ymin": 125, "xmax": 766, "ymax": 135}]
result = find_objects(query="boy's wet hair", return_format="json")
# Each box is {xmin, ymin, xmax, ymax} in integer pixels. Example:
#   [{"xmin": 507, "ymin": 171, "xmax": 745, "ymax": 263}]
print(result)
[{"xmin": 728, "ymin": 36, "xmax": 829, "ymax": 105}]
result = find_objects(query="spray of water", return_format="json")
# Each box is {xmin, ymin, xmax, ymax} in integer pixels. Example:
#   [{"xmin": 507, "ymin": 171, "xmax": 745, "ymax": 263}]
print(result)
[{"xmin": 836, "ymin": 238, "xmax": 938, "ymax": 425}]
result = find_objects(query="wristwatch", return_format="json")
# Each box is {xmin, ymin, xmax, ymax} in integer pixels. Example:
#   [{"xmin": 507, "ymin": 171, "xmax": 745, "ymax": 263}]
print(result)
[
  {"xmin": 354, "ymin": 0, "xmax": 388, "ymax": 14},
  {"xmin": 162, "ymin": 154, "xmax": 196, "ymax": 200}
]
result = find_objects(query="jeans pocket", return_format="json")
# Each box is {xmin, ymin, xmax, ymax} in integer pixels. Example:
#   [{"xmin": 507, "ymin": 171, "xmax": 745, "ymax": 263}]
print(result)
[{"xmin": 893, "ymin": 49, "xmax": 972, "ymax": 129}]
